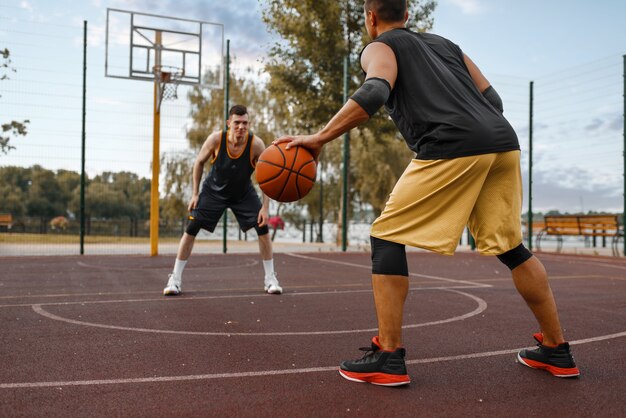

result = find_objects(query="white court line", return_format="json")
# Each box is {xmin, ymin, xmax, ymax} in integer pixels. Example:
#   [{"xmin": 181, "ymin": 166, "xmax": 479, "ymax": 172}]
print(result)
[
  {"xmin": 76, "ymin": 258, "xmax": 259, "ymax": 271},
  {"xmin": 0, "ymin": 254, "xmax": 486, "ymax": 307},
  {"xmin": 285, "ymin": 253, "xmax": 492, "ymax": 288},
  {"xmin": 30, "ymin": 289, "xmax": 487, "ymax": 336},
  {"xmin": 2, "ymin": 330, "xmax": 625, "ymax": 389},
  {"xmin": 5, "ymin": 253, "xmax": 621, "ymax": 389},
  {"xmin": 407, "ymin": 330, "xmax": 626, "ymax": 364},
  {"xmin": 537, "ymin": 254, "xmax": 626, "ymax": 270},
  {"xmin": 571, "ymin": 261, "xmax": 626, "ymax": 271},
  {"xmin": 0, "ymin": 285, "xmax": 480, "ymax": 309}
]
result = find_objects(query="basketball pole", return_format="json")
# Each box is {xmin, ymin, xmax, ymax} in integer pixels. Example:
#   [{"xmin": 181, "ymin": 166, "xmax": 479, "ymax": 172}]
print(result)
[
  {"xmin": 150, "ymin": 31, "xmax": 163, "ymax": 256},
  {"xmin": 528, "ymin": 80, "xmax": 534, "ymax": 251},
  {"xmin": 341, "ymin": 55, "xmax": 350, "ymax": 252},
  {"xmin": 622, "ymin": 54, "xmax": 625, "ymax": 256},
  {"xmin": 222, "ymin": 39, "xmax": 230, "ymax": 254},
  {"xmin": 340, "ymin": 2, "xmax": 351, "ymax": 252},
  {"xmin": 80, "ymin": 20, "xmax": 87, "ymax": 255}
]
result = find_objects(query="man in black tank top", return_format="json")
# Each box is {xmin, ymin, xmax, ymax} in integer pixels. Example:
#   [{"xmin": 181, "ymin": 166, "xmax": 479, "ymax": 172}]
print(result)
[
  {"xmin": 163, "ymin": 105, "xmax": 283, "ymax": 296},
  {"xmin": 275, "ymin": 0, "xmax": 578, "ymax": 385}
]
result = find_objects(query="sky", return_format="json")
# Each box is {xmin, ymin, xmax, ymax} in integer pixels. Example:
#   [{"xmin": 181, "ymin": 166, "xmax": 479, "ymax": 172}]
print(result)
[{"xmin": 1, "ymin": 0, "xmax": 625, "ymax": 213}]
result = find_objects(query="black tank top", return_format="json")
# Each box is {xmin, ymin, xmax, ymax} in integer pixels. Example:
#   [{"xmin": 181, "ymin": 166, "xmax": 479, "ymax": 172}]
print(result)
[
  {"xmin": 373, "ymin": 29, "xmax": 520, "ymax": 159},
  {"xmin": 202, "ymin": 130, "xmax": 256, "ymax": 202}
]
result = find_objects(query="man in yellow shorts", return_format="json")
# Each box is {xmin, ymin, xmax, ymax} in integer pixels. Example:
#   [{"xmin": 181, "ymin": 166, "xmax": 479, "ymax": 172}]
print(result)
[{"xmin": 275, "ymin": 0, "xmax": 579, "ymax": 386}]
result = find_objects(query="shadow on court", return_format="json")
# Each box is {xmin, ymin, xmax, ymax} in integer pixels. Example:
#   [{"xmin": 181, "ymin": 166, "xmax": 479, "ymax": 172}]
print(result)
[{"xmin": 1, "ymin": 251, "xmax": 625, "ymax": 417}]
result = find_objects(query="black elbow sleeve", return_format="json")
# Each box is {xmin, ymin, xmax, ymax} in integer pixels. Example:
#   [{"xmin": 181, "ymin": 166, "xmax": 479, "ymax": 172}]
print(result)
[
  {"xmin": 350, "ymin": 77, "xmax": 391, "ymax": 117},
  {"xmin": 482, "ymin": 85, "xmax": 504, "ymax": 113}
]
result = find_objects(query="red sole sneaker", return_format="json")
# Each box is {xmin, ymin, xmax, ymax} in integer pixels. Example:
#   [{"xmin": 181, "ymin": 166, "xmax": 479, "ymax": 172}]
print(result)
[
  {"xmin": 517, "ymin": 353, "xmax": 580, "ymax": 377},
  {"xmin": 339, "ymin": 369, "xmax": 411, "ymax": 386}
]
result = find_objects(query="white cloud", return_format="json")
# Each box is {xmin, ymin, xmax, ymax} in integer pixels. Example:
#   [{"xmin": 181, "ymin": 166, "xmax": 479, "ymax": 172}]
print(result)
[
  {"xmin": 530, "ymin": 168, "xmax": 622, "ymax": 213},
  {"xmin": 19, "ymin": 1, "xmax": 33, "ymax": 12},
  {"xmin": 446, "ymin": 0, "xmax": 484, "ymax": 15}
]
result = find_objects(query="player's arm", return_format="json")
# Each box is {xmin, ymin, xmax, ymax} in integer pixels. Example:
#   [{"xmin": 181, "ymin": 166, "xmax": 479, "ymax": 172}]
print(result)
[
  {"xmin": 250, "ymin": 135, "xmax": 266, "ymax": 166},
  {"xmin": 273, "ymin": 42, "xmax": 397, "ymax": 157},
  {"xmin": 463, "ymin": 54, "xmax": 503, "ymax": 113},
  {"xmin": 188, "ymin": 132, "xmax": 219, "ymax": 211},
  {"xmin": 251, "ymin": 135, "xmax": 270, "ymax": 227}
]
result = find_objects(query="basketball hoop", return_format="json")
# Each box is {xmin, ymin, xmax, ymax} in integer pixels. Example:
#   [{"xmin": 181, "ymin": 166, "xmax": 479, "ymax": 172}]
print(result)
[{"xmin": 156, "ymin": 66, "xmax": 184, "ymax": 111}]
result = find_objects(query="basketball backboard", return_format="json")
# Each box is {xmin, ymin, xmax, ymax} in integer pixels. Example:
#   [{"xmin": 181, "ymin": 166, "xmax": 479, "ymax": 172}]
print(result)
[{"xmin": 105, "ymin": 8, "xmax": 224, "ymax": 88}]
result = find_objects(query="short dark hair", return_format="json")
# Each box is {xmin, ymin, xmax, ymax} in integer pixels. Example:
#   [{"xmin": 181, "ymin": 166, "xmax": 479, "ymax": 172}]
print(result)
[
  {"xmin": 229, "ymin": 104, "xmax": 248, "ymax": 117},
  {"xmin": 364, "ymin": 0, "xmax": 407, "ymax": 23}
]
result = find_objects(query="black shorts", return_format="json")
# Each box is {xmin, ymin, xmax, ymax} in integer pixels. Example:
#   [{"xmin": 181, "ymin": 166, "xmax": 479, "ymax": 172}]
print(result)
[{"xmin": 187, "ymin": 188, "xmax": 262, "ymax": 235}]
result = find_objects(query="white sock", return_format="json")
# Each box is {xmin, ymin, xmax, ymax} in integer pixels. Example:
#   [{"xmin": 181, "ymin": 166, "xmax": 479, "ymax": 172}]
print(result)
[
  {"xmin": 173, "ymin": 259, "xmax": 188, "ymax": 278},
  {"xmin": 262, "ymin": 259, "xmax": 274, "ymax": 277}
]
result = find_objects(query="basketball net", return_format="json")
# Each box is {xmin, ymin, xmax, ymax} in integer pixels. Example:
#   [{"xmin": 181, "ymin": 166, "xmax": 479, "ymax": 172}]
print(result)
[{"xmin": 156, "ymin": 66, "xmax": 184, "ymax": 112}]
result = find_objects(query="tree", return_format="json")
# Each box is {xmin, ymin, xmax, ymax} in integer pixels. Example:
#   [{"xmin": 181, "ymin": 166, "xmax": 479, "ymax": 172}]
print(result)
[
  {"xmin": 56, "ymin": 170, "xmax": 81, "ymax": 216},
  {"xmin": 262, "ymin": 0, "xmax": 436, "ymax": 130},
  {"xmin": 0, "ymin": 166, "xmax": 30, "ymax": 217},
  {"xmin": 160, "ymin": 150, "xmax": 193, "ymax": 224},
  {"xmin": 262, "ymin": 0, "xmax": 436, "ymax": 221},
  {"xmin": 65, "ymin": 171, "xmax": 151, "ymax": 236},
  {"xmin": 351, "ymin": 129, "xmax": 412, "ymax": 215},
  {"xmin": 80, "ymin": 182, "xmax": 128, "ymax": 219},
  {"xmin": 82, "ymin": 172, "xmax": 150, "ymax": 234},
  {"xmin": 1, "ymin": 48, "xmax": 30, "ymax": 155},
  {"xmin": 26, "ymin": 166, "xmax": 66, "ymax": 233}
]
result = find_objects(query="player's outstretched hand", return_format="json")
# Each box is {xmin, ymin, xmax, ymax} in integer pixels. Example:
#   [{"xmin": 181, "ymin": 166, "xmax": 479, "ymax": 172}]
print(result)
[
  {"xmin": 188, "ymin": 195, "xmax": 199, "ymax": 212},
  {"xmin": 273, "ymin": 134, "xmax": 323, "ymax": 162},
  {"xmin": 257, "ymin": 207, "xmax": 268, "ymax": 227}
]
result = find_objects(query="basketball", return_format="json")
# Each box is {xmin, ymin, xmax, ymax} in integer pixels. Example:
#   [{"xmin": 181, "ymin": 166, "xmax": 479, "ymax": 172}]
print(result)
[{"xmin": 255, "ymin": 143, "xmax": 317, "ymax": 202}]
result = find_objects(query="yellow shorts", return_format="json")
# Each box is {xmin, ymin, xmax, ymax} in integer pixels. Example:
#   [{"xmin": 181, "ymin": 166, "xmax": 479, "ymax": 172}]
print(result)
[{"xmin": 370, "ymin": 151, "xmax": 523, "ymax": 256}]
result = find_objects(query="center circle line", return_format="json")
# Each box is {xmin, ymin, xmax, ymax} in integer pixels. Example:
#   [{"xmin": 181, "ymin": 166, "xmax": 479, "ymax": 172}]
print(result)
[{"xmin": 30, "ymin": 288, "xmax": 487, "ymax": 336}]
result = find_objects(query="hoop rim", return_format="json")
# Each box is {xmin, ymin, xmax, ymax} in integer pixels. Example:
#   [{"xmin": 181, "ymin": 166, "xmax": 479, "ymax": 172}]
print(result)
[{"xmin": 154, "ymin": 65, "xmax": 185, "ymax": 83}]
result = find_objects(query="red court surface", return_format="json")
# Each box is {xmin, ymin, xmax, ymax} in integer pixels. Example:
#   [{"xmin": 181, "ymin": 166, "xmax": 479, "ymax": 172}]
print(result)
[{"xmin": 1, "ymin": 251, "xmax": 625, "ymax": 417}]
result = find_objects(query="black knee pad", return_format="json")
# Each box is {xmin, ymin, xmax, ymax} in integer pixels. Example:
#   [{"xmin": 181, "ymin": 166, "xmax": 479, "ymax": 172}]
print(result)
[
  {"xmin": 371, "ymin": 236, "xmax": 408, "ymax": 276},
  {"xmin": 496, "ymin": 243, "xmax": 533, "ymax": 270},
  {"xmin": 254, "ymin": 224, "xmax": 269, "ymax": 236},
  {"xmin": 185, "ymin": 218, "xmax": 214, "ymax": 236}
]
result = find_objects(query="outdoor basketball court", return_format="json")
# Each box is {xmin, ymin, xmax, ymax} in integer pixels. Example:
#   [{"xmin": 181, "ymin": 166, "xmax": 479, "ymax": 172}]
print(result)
[{"xmin": 1, "ymin": 250, "xmax": 625, "ymax": 416}]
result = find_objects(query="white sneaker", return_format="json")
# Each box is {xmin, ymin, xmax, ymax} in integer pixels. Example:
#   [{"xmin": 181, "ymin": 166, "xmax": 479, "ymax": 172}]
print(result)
[
  {"xmin": 264, "ymin": 272, "xmax": 283, "ymax": 294},
  {"xmin": 163, "ymin": 273, "xmax": 182, "ymax": 296}
]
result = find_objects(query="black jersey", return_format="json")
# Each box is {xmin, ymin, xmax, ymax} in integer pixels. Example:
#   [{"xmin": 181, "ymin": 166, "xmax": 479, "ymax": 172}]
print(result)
[
  {"xmin": 373, "ymin": 29, "xmax": 520, "ymax": 160},
  {"xmin": 201, "ymin": 130, "xmax": 256, "ymax": 202}
]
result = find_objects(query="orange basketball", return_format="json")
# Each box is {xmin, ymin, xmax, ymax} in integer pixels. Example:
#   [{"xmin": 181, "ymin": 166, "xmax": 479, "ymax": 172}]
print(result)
[{"xmin": 255, "ymin": 143, "xmax": 317, "ymax": 202}]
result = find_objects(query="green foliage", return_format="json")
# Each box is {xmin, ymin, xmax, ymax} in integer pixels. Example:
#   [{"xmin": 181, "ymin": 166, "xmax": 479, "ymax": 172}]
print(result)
[
  {"xmin": 262, "ymin": 0, "xmax": 437, "ymax": 131},
  {"xmin": 1, "ymin": 48, "xmax": 13, "ymax": 80},
  {"xmin": 80, "ymin": 183, "xmax": 128, "ymax": 219},
  {"xmin": 0, "ymin": 166, "xmax": 152, "ymax": 224},
  {"xmin": 160, "ymin": 151, "xmax": 194, "ymax": 222},
  {"xmin": 351, "ymin": 129, "xmax": 413, "ymax": 215},
  {"xmin": 79, "ymin": 172, "xmax": 151, "ymax": 219},
  {"xmin": 1, "ymin": 48, "xmax": 30, "ymax": 155},
  {"xmin": 26, "ymin": 166, "xmax": 66, "ymax": 219},
  {"xmin": 262, "ymin": 1, "xmax": 356, "ymax": 132}
]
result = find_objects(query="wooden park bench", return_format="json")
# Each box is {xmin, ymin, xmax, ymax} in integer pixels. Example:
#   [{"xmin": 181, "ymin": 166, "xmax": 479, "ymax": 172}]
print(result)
[
  {"xmin": 536, "ymin": 214, "xmax": 623, "ymax": 256},
  {"xmin": 0, "ymin": 213, "xmax": 13, "ymax": 232}
]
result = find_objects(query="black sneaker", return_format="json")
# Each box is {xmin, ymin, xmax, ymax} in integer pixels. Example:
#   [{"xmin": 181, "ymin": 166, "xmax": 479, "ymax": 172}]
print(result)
[
  {"xmin": 339, "ymin": 336, "xmax": 410, "ymax": 386},
  {"xmin": 517, "ymin": 333, "xmax": 580, "ymax": 378}
]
